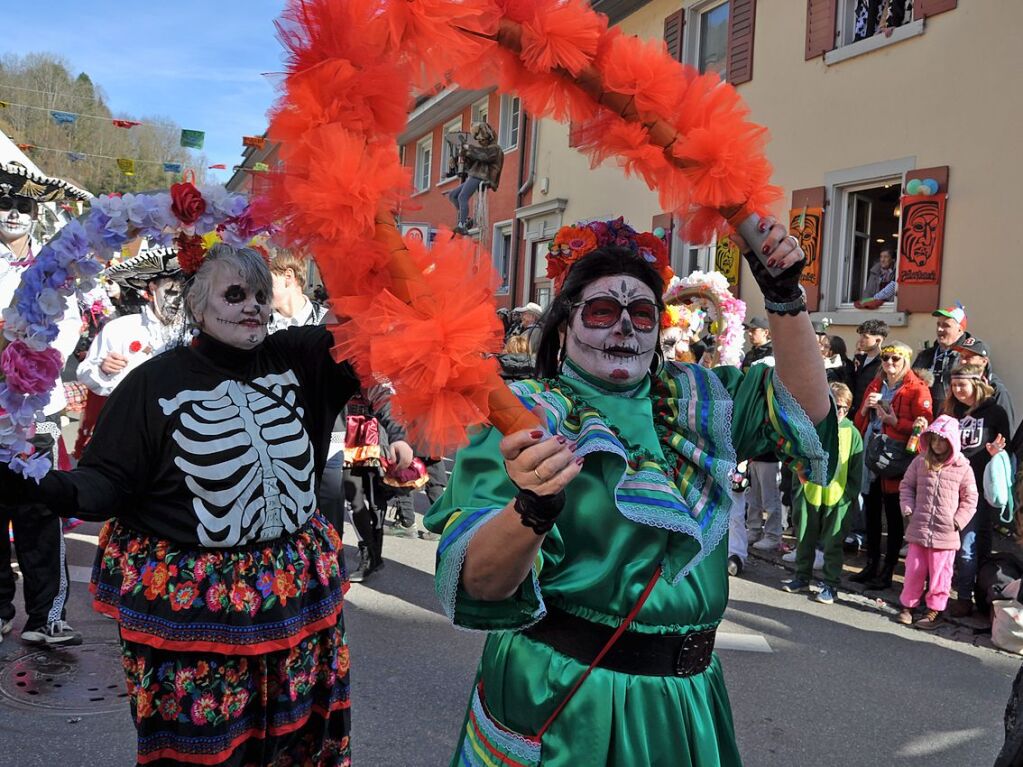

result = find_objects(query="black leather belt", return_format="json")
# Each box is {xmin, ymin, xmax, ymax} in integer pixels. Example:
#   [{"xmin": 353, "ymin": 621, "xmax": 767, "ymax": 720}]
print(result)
[{"xmin": 523, "ymin": 605, "xmax": 717, "ymax": 677}]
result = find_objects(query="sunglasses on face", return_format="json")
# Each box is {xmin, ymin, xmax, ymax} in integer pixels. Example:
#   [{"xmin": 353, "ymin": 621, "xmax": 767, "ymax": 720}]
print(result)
[
  {"xmin": 880, "ymin": 354, "xmax": 904, "ymax": 363},
  {"xmin": 0, "ymin": 197, "xmax": 35, "ymax": 215},
  {"xmin": 572, "ymin": 296, "xmax": 659, "ymax": 332},
  {"xmin": 224, "ymin": 284, "xmax": 269, "ymax": 305}
]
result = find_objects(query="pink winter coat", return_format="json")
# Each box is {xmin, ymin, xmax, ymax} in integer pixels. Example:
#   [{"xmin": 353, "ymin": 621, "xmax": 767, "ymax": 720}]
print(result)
[{"xmin": 899, "ymin": 415, "xmax": 978, "ymax": 550}]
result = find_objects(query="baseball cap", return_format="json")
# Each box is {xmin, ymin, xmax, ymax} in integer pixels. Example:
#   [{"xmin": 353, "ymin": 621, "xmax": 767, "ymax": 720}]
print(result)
[
  {"xmin": 932, "ymin": 302, "xmax": 967, "ymax": 327},
  {"xmin": 952, "ymin": 336, "xmax": 988, "ymax": 358},
  {"xmin": 744, "ymin": 316, "xmax": 769, "ymax": 330},
  {"xmin": 514, "ymin": 302, "xmax": 543, "ymax": 315}
]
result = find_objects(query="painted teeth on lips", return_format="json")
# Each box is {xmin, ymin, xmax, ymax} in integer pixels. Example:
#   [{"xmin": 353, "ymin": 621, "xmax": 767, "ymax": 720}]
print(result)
[{"xmin": 604, "ymin": 346, "xmax": 639, "ymax": 357}]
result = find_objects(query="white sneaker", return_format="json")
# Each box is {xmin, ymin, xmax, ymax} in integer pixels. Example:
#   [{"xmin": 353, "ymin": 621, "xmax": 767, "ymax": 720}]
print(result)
[
  {"xmin": 21, "ymin": 620, "xmax": 82, "ymax": 647},
  {"xmin": 781, "ymin": 550, "xmax": 797, "ymax": 563},
  {"xmin": 0, "ymin": 616, "xmax": 12, "ymax": 644},
  {"xmin": 813, "ymin": 550, "xmax": 825, "ymax": 571},
  {"xmin": 752, "ymin": 537, "xmax": 780, "ymax": 551}
]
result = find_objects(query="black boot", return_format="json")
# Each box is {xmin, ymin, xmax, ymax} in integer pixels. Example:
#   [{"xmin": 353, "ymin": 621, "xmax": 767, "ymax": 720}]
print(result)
[
  {"xmin": 865, "ymin": 563, "xmax": 895, "ymax": 591},
  {"xmin": 348, "ymin": 543, "xmax": 371, "ymax": 583},
  {"xmin": 849, "ymin": 559, "xmax": 879, "ymax": 584}
]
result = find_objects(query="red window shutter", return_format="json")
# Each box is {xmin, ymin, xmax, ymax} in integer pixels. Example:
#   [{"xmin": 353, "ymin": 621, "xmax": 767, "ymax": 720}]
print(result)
[
  {"xmin": 896, "ymin": 166, "xmax": 949, "ymax": 314},
  {"xmin": 664, "ymin": 9, "xmax": 686, "ymax": 62},
  {"xmin": 789, "ymin": 186, "xmax": 827, "ymax": 312},
  {"xmin": 915, "ymin": 0, "xmax": 957, "ymax": 18},
  {"xmin": 726, "ymin": 0, "xmax": 756, "ymax": 85},
  {"xmin": 805, "ymin": 0, "xmax": 837, "ymax": 60}
]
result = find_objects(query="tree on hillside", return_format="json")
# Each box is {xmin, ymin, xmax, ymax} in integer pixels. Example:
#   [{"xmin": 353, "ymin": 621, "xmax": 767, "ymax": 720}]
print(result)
[{"xmin": 0, "ymin": 53, "xmax": 207, "ymax": 195}]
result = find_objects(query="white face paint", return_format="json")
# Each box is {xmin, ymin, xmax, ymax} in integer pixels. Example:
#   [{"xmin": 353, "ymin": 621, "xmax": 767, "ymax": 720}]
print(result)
[
  {"xmin": 196, "ymin": 262, "xmax": 270, "ymax": 350},
  {"xmin": 148, "ymin": 277, "xmax": 184, "ymax": 325},
  {"xmin": 564, "ymin": 274, "xmax": 659, "ymax": 387},
  {"xmin": 0, "ymin": 197, "xmax": 36, "ymax": 246}
]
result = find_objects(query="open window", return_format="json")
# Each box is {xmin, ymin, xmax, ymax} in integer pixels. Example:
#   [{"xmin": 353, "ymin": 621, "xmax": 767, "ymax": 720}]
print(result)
[
  {"xmin": 840, "ymin": 0, "xmax": 914, "ymax": 45},
  {"xmin": 834, "ymin": 180, "xmax": 902, "ymax": 306},
  {"xmin": 438, "ymin": 117, "xmax": 463, "ymax": 184}
]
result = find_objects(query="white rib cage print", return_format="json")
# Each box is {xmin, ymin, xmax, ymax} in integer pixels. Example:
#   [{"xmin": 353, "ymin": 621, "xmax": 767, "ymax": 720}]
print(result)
[{"xmin": 158, "ymin": 371, "xmax": 315, "ymax": 547}]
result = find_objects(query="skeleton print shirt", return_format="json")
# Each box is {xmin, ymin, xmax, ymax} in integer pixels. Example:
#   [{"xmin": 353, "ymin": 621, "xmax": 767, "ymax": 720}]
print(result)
[{"xmin": 67, "ymin": 327, "xmax": 359, "ymax": 547}]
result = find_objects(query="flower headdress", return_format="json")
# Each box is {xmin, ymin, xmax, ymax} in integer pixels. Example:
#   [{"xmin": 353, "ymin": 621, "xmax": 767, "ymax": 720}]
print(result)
[{"xmin": 546, "ymin": 216, "xmax": 674, "ymax": 293}]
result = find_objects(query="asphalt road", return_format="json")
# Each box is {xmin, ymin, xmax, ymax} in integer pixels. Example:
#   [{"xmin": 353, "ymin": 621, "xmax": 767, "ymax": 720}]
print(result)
[{"xmin": 1, "ymin": 511, "xmax": 1018, "ymax": 767}]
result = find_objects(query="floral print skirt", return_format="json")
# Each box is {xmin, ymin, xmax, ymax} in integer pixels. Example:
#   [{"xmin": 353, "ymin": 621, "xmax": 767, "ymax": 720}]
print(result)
[{"xmin": 92, "ymin": 513, "xmax": 352, "ymax": 765}]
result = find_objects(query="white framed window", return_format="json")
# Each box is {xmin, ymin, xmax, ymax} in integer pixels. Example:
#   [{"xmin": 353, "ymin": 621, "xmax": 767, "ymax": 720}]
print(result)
[
  {"xmin": 678, "ymin": 242, "xmax": 715, "ymax": 276},
  {"xmin": 837, "ymin": 0, "xmax": 914, "ymax": 47},
  {"xmin": 492, "ymin": 221, "xmax": 513, "ymax": 293},
  {"xmin": 439, "ymin": 117, "xmax": 463, "ymax": 183},
  {"xmin": 414, "ymin": 135, "xmax": 432, "ymax": 193},
  {"xmin": 532, "ymin": 240, "xmax": 553, "ymax": 307},
  {"xmin": 498, "ymin": 95, "xmax": 521, "ymax": 150},
  {"xmin": 686, "ymin": 0, "xmax": 730, "ymax": 79},
  {"xmin": 822, "ymin": 157, "xmax": 916, "ymax": 315},
  {"xmin": 471, "ymin": 96, "xmax": 490, "ymax": 128}
]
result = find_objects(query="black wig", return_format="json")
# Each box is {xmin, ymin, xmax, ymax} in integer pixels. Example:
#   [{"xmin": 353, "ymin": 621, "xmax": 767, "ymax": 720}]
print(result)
[{"xmin": 534, "ymin": 246, "xmax": 666, "ymax": 379}]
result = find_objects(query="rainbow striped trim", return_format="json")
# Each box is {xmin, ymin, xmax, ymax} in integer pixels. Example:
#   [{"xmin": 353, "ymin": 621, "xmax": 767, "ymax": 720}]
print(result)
[{"xmin": 458, "ymin": 685, "xmax": 542, "ymax": 766}]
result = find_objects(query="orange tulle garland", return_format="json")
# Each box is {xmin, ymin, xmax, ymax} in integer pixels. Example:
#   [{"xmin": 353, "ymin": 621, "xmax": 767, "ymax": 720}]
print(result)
[{"xmin": 265, "ymin": 0, "xmax": 784, "ymax": 452}]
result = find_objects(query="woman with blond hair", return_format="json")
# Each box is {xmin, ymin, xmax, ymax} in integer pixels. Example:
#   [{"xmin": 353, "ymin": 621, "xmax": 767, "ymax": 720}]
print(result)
[
  {"xmin": 941, "ymin": 363, "xmax": 1010, "ymax": 616},
  {"xmin": 853, "ymin": 341, "xmax": 933, "ymax": 589}
]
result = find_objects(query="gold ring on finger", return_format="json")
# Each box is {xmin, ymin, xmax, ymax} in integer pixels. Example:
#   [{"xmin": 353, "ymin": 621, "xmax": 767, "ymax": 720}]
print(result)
[{"xmin": 533, "ymin": 467, "xmax": 545, "ymax": 483}]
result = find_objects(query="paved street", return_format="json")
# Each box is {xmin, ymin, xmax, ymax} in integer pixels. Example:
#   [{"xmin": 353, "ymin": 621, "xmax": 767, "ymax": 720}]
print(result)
[{"xmin": 1, "ymin": 512, "xmax": 1018, "ymax": 766}]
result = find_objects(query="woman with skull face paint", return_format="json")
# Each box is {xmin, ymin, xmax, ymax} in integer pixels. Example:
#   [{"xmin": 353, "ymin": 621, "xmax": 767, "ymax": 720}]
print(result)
[
  {"xmin": 425, "ymin": 218, "xmax": 836, "ymax": 766},
  {"xmin": 0, "ymin": 243, "xmax": 392, "ymax": 765}
]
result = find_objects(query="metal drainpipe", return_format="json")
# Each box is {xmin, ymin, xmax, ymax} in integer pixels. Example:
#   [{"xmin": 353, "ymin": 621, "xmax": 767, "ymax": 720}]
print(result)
[{"xmin": 511, "ymin": 109, "xmax": 538, "ymax": 305}]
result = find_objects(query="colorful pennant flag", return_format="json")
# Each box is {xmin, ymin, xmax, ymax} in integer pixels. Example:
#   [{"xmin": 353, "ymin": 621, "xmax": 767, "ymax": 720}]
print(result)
[
  {"xmin": 180, "ymin": 129, "xmax": 205, "ymax": 149},
  {"xmin": 112, "ymin": 119, "xmax": 141, "ymax": 129},
  {"xmin": 116, "ymin": 158, "xmax": 136, "ymax": 176},
  {"xmin": 50, "ymin": 110, "xmax": 77, "ymax": 125},
  {"xmin": 242, "ymin": 135, "xmax": 267, "ymax": 150},
  {"xmin": 208, "ymin": 163, "xmax": 227, "ymax": 170},
  {"xmin": 163, "ymin": 162, "xmax": 183, "ymax": 174},
  {"xmin": 66, "ymin": 152, "xmax": 86, "ymax": 163}
]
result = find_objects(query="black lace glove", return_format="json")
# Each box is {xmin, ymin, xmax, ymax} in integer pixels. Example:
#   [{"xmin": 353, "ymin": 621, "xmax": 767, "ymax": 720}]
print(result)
[{"xmin": 742, "ymin": 249, "xmax": 807, "ymax": 315}]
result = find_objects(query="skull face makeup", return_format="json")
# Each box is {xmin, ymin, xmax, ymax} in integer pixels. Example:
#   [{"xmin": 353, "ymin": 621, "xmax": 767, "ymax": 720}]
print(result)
[
  {"xmin": 196, "ymin": 261, "xmax": 270, "ymax": 350},
  {"xmin": 148, "ymin": 276, "xmax": 185, "ymax": 325},
  {"xmin": 565, "ymin": 274, "xmax": 659, "ymax": 386},
  {"xmin": 0, "ymin": 196, "xmax": 36, "ymax": 246}
]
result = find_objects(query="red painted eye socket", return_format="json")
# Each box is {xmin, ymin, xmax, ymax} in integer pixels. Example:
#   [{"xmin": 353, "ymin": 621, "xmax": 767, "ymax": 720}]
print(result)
[{"xmin": 577, "ymin": 297, "xmax": 658, "ymax": 332}]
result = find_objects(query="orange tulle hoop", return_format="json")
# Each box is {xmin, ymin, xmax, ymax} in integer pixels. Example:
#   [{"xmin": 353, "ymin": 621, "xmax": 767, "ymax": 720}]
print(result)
[{"xmin": 266, "ymin": 0, "xmax": 781, "ymax": 453}]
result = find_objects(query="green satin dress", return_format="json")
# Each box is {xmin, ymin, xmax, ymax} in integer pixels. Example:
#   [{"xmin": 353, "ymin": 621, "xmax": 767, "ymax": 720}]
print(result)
[{"xmin": 425, "ymin": 358, "xmax": 836, "ymax": 767}]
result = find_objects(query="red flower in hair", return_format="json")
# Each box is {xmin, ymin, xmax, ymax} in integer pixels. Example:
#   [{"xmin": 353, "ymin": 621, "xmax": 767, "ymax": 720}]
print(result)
[
  {"xmin": 170, "ymin": 182, "xmax": 207, "ymax": 226},
  {"xmin": 175, "ymin": 232, "xmax": 207, "ymax": 275},
  {"xmin": 128, "ymin": 341, "xmax": 142, "ymax": 354}
]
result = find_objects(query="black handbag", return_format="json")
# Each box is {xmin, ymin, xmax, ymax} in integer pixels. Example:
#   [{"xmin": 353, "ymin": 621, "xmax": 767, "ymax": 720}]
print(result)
[{"xmin": 865, "ymin": 432, "xmax": 914, "ymax": 478}]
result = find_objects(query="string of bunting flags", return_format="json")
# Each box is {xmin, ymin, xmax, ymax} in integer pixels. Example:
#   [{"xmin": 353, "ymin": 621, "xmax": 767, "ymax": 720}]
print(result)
[
  {"xmin": 0, "ymin": 96, "xmax": 269, "ymax": 174},
  {"xmin": 8, "ymin": 143, "xmax": 269, "ymax": 176}
]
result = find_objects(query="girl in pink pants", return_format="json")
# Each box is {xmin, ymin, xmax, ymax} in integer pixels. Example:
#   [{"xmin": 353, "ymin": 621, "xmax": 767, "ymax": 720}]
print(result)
[{"xmin": 896, "ymin": 415, "xmax": 977, "ymax": 630}]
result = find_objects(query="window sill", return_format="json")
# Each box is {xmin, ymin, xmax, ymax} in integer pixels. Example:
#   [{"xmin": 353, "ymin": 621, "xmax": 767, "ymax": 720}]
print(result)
[
  {"xmin": 436, "ymin": 176, "xmax": 459, "ymax": 189},
  {"xmin": 812, "ymin": 309, "xmax": 907, "ymax": 328},
  {"xmin": 824, "ymin": 19, "xmax": 925, "ymax": 66},
  {"xmin": 410, "ymin": 187, "xmax": 432, "ymax": 198}
]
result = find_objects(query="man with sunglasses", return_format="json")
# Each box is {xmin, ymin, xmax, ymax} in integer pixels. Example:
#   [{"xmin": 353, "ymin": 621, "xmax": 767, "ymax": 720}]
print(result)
[{"xmin": 0, "ymin": 161, "xmax": 91, "ymax": 647}]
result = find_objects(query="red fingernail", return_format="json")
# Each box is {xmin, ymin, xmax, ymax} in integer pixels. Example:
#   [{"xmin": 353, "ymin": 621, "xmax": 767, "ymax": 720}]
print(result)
[
  {"xmin": 530, "ymin": 431, "xmax": 543, "ymax": 439},
  {"xmin": 762, "ymin": 244, "xmax": 771, "ymax": 255},
  {"xmin": 758, "ymin": 221, "xmax": 768, "ymax": 233},
  {"xmin": 555, "ymin": 436, "xmax": 566, "ymax": 445},
  {"xmin": 575, "ymin": 457, "xmax": 584, "ymax": 465},
  {"xmin": 767, "ymin": 258, "xmax": 776, "ymax": 267}
]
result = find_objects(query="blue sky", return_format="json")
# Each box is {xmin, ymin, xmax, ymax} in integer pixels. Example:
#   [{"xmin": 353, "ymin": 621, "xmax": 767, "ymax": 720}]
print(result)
[{"xmin": 4, "ymin": 1, "xmax": 287, "ymax": 183}]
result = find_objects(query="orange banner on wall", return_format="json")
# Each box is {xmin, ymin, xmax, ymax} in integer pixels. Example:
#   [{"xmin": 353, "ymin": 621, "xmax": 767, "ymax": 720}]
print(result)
[
  {"xmin": 789, "ymin": 206, "xmax": 824, "ymax": 287},
  {"xmin": 897, "ymin": 194, "xmax": 945, "ymax": 285}
]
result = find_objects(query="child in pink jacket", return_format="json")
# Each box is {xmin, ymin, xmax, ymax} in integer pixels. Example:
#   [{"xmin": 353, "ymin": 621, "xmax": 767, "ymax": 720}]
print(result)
[{"xmin": 896, "ymin": 415, "xmax": 978, "ymax": 630}]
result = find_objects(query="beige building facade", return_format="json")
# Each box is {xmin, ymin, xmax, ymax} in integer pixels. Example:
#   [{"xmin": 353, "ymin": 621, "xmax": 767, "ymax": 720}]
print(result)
[{"xmin": 525, "ymin": 0, "xmax": 1022, "ymax": 415}]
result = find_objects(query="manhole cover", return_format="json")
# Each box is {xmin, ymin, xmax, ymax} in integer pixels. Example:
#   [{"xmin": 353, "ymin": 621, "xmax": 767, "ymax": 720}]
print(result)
[{"xmin": 0, "ymin": 642, "xmax": 128, "ymax": 715}]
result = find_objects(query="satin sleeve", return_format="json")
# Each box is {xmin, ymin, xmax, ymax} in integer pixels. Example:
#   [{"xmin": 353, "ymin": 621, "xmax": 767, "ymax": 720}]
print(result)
[
  {"xmin": 423, "ymin": 425, "xmax": 564, "ymax": 631},
  {"xmin": 714, "ymin": 364, "xmax": 838, "ymax": 486}
]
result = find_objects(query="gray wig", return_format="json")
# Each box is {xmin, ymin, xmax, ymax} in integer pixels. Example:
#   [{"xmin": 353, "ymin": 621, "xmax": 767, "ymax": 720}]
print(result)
[{"xmin": 184, "ymin": 243, "xmax": 273, "ymax": 327}]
